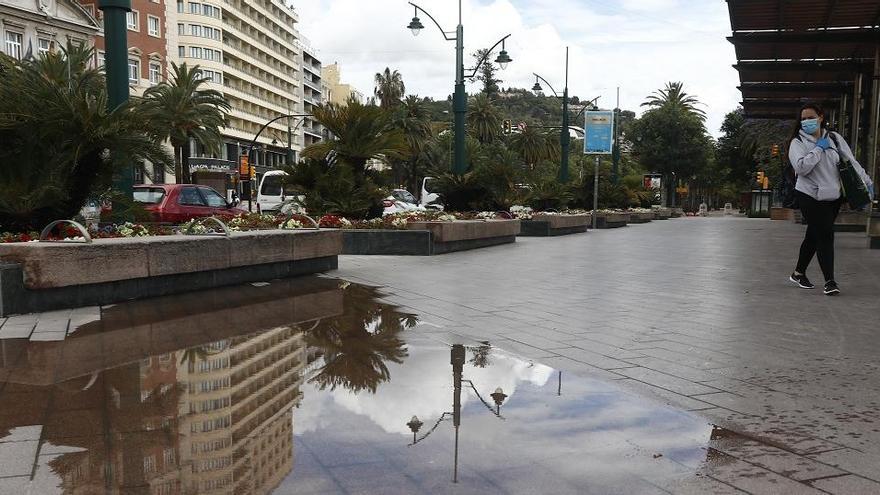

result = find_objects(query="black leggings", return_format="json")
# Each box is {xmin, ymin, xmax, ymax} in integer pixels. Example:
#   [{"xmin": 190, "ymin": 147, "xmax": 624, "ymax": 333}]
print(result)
[{"xmin": 796, "ymin": 191, "xmax": 841, "ymax": 282}]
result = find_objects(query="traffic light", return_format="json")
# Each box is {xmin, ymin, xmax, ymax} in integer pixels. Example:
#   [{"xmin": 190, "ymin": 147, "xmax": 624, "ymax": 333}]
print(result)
[
  {"xmin": 771, "ymin": 144, "xmax": 779, "ymax": 157},
  {"xmin": 502, "ymin": 119, "xmax": 512, "ymax": 134},
  {"xmin": 756, "ymin": 171, "xmax": 765, "ymax": 188},
  {"xmin": 763, "ymin": 176, "xmax": 770, "ymax": 189}
]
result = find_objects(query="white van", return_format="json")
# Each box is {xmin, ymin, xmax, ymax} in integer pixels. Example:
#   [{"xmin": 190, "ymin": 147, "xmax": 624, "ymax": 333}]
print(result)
[{"xmin": 257, "ymin": 170, "xmax": 304, "ymax": 213}]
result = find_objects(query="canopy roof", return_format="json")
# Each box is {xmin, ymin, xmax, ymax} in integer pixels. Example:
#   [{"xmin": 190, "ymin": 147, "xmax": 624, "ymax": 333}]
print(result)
[{"xmin": 727, "ymin": 0, "xmax": 880, "ymax": 119}]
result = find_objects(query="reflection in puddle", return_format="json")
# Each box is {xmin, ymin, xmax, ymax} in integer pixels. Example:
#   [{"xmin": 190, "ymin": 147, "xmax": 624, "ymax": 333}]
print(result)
[{"xmin": 0, "ymin": 277, "xmax": 721, "ymax": 494}]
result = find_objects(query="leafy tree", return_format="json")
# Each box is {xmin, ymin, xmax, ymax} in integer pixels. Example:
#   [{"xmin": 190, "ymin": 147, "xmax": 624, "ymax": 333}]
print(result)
[
  {"xmin": 641, "ymin": 81, "xmax": 707, "ymax": 122},
  {"xmin": 628, "ymin": 105, "xmax": 712, "ymax": 206},
  {"xmin": 374, "ymin": 67, "xmax": 405, "ymax": 109},
  {"xmin": 466, "ymin": 93, "xmax": 502, "ymax": 144},
  {"xmin": 143, "ymin": 63, "xmax": 230, "ymax": 184},
  {"xmin": 391, "ymin": 95, "xmax": 434, "ymax": 193},
  {"xmin": 510, "ymin": 124, "xmax": 557, "ymax": 167},
  {"xmin": 0, "ymin": 42, "xmax": 171, "ymax": 231},
  {"xmin": 302, "ymin": 97, "xmax": 408, "ymax": 180},
  {"xmin": 472, "ymin": 48, "xmax": 501, "ymax": 99}
]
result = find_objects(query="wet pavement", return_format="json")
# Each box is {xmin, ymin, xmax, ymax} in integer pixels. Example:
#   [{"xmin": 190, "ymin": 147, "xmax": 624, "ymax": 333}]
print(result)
[{"xmin": 1, "ymin": 217, "xmax": 879, "ymax": 493}]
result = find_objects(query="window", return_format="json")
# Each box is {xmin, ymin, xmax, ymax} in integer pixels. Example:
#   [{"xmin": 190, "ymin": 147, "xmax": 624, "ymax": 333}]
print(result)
[
  {"xmin": 189, "ymin": 46, "xmax": 202, "ymax": 59},
  {"xmin": 147, "ymin": 15, "xmax": 160, "ymax": 37},
  {"xmin": 163, "ymin": 448, "xmax": 176, "ymax": 467},
  {"xmin": 5, "ymin": 31, "xmax": 23, "ymax": 60},
  {"xmin": 133, "ymin": 188, "xmax": 165, "ymax": 204},
  {"xmin": 177, "ymin": 0, "xmax": 183, "ymax": 12},
  {"xmin": 153, "ymin": 164, "xmax": 166, "ymax": 184},
  {"xmin": 134, "ymin": 164, "xmax": 145, "ymax": 184},
  {"xmin": 36, "ymin": 38, "xmax": 51, "ymax": 56},
  {"xmin": 178, "ymin": 23, "xmax": 184, "ymax": 35},
  {"xmin": 200, "ymin": 188, "xmax": 227, "ymax": 208},
  {"xmin": 178, "ymin": 187, "xmax": 205, "ymax": 206},
  {"xmin": 143, "ymin": 455, "xmax": 156, "ymax": 474},
  {"xmin": 178, "ymin": 46, "xmax": 185, "ymax": 58},
  {"xmin": 128, "ymin": 58, "xmax": 140, "ymax": 84},
  {"xmin": 189, "ymin": 2, "xmax": 200, "ymax": 14},
  {"xmin": 97, "ymin": 50, "xmax": 105, "ymax": 69},
  {"xmin": 149, "ymin": 62, "xmax": 161, "ymax": 85},
  {"xmin": 260, "ymin": 175, "xmax": 282, "ymax": 196},
  {"xmin": 126, "ymin": 11, "xmax": 139, "ymax": 31}
]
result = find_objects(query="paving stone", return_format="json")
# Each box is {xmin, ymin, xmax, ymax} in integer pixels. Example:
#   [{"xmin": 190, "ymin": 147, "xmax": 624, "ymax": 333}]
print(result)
[
  {"xmin": 0, "ymin": 440, "xmax": 38, "ymax": 477},
  {"xmin": 613, "ymin": 367, "xmax": 723, "ymax": 396},
  {"xmin": 810, "ymin": 474, "xmax": 880, "ymax": 494}
]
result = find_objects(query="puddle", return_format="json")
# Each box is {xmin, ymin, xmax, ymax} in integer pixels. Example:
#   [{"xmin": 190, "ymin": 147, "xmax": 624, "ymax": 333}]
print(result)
[{"xmin": 0, "ymin": 277, "xmax": 723, "ymax": 494}]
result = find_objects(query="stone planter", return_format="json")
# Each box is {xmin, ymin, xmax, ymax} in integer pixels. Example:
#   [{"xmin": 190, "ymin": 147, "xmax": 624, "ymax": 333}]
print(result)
[
  {"xmin": 594, "ymin": 212, "xmax": 629, "ymax": 229},
  {"xmin": 670, "ymin": 208, "xmax": 684, "ymax": 218},
  {"xmin": 834, "ymin": 210, "xmax": 868, "ymax": 232},
  {"xmin": 0, "ymin": 229, "xmax": 342, "ymax": 316},
  {"xmin": 652, "ymin": 208, "xmax": 672, "ymax": 220},
  {"xmin": 519, "ymin": 214, "xmax": 591, "ymax": 236},
  {"xmin": 343, "ymin": 219, "xmax": 520, "ymax": 255},
  {"xmin": 626, "ymin": 212, "xmax": 654, "ymax": 224},
  {"xmin": 770, "ymin": 207, "xmax": 795, "ymax": 221},
  {"xmin": 869, "ymin": 212, "xmax": 880, "ymax": 249}
]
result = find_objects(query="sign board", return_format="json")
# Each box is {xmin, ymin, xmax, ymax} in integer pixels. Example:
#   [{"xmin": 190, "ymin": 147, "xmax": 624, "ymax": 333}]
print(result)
[
  {"xmin": 643, "ymin": 174, "xmax": 662, "ymax": 190},
  {"xmin": 584, "ymin": 110, "xmax": 614, "ymax": 155},
  {"xmin": 239, "ymin": 156, "xmax": 249, "ymax": 176}
]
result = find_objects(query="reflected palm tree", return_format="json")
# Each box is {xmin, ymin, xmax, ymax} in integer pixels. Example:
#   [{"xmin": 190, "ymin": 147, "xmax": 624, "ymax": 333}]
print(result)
[
  {"xmin": 305, "ymin": 284, "xmax": 418, "ymax": 394},
  {"xmin": 468, "ymin": 342, "xmax": 492, "ymax": 368}
]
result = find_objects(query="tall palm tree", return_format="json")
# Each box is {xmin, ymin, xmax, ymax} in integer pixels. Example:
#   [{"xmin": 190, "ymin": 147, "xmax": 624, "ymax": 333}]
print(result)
[
  {"xmin": 143, "ymin": 63, "xmax": 230, "ymax": 184},
  {"xmin": 393, "ymin": 95, "xmax": 433, "ymax": 191},
  {"xmin": 302, "ymin": 97, "xmax": 407, "ymax": 179},
  {"xmin": 641, "ymin": 81, "xmax": 706, "ymax": 121},
  {"xmin": 467, "ymin": 93, "xmax": 502, "ymax": 144},
  {"xmin": 510, "ymin": 125, "xmax": 555, "ymax": 168},
  {"xmin": 374, "ymin": 67, "xmax": 405, "ymax": 109},
  {"xmin": 0, "ymin": 42, "xmax": 172, "ymax": 230}
]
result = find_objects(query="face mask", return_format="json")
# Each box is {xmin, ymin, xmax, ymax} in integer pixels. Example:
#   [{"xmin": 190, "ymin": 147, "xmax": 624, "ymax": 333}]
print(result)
[{"xmin": 801, "ymin": 118, "xmax": 819, "ymax": 134}]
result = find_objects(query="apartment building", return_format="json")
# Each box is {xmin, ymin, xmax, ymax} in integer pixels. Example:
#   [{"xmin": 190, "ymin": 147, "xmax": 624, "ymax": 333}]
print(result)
[
  {"xmin": 299, "ymin": 42, "xmax": 324, "ymax": 148},
  {"xmin": 323, "ymin": 61, "xmax": 364, "ymax": 106},
  {"xmin": 0, "ymin": 0, "xmax": 99, "ymax": 59}
]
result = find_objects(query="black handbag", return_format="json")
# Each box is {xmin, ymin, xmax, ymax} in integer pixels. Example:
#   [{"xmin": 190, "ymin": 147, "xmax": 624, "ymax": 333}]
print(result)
[
  {"xmin": 782, "ymin": 139, "xmax": 799, "ymax": 209},
  {"xmin": 828, "ymin": 134, "xmax": 871, "ymax": 210}
]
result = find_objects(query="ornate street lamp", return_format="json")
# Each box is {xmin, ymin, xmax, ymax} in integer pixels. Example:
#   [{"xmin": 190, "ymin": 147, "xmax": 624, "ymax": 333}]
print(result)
[{"xmin": 406, "ymin": 1, "xmax": 512, "ymax": 175}]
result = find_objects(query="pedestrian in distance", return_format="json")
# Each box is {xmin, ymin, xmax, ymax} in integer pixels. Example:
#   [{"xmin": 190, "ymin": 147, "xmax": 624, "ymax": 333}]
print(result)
[{"xmin": 787, "ymin": 102, "xmax": 874, "ymax": 296}]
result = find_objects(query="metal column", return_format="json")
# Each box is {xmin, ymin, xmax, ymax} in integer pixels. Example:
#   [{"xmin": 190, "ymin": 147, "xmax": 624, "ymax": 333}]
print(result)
[
  {"xmin": 868, "ymin": 45, "xmax": 880, "ymax": 184},
  {"xmin": 851, "ymin": 73, "xmax": 864, "ymax": 160}
]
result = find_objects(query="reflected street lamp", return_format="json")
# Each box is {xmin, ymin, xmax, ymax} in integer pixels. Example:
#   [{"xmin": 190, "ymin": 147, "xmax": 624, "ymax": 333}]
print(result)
[{"xmin": 406, "ymin": 2, "xmax": 513, "ymax": 175}]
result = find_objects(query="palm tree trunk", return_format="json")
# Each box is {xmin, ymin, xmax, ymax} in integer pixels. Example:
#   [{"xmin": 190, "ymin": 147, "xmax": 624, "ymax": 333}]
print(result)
[
  {"xmin": 181, "ymin": 141, "xmax": 191, "ymax": 184},
  {"xmin": 174, "ymin": 145, "xmax": 183, "ymax": 184}
]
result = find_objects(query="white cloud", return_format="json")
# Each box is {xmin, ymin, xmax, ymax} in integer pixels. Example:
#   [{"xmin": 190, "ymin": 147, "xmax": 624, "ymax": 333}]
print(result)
[{"xmin": 294, "ymin": 0, "xmax": 741, "ymax": 136}]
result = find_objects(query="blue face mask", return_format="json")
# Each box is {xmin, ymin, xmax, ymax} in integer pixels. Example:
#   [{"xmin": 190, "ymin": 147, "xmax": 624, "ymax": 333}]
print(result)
[{"xmin": 801, "ymin": 118, "xmax": 819, "ymax": 134}]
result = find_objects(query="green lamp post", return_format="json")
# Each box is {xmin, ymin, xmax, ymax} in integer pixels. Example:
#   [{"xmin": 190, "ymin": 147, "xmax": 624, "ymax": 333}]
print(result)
[
  {"xmin": 99, "ymin": 0, "xmax": 133, "ymax": 200},
  {"xmin": 531, "ymin": 47, "xmax": 571, "ymax": 183},
  {"xmin": 407, "ymin": 1, "xmax": 512, "ymax": 175}
]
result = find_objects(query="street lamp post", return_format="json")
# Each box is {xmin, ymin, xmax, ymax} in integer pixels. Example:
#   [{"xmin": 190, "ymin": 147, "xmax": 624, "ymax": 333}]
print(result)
[
  {"xmin": 245, "ymin": 113, "xmax": 311, "ymax": 212},
  {"xmin": 532, "ymin": 47, "xmax": 571, "ymax": 183},
  {"xmin": 99, "ymin": 0, "xmax": 133, "ymax": 199},
  {"xmin": 406, "ymin": 1, "xmax": 512, "ymax": 175}
]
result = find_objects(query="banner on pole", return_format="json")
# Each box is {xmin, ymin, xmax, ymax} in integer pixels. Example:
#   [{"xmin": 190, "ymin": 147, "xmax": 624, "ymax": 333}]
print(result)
[{"xmin": 584, "ymin": 110, "xmax": 614, "ymax": 155}]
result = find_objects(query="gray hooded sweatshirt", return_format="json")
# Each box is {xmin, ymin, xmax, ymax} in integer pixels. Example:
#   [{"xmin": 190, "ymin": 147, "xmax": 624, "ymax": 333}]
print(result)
[{"xmin": 789, "ymin": 129, "xmax": 873, "ymax": 202}]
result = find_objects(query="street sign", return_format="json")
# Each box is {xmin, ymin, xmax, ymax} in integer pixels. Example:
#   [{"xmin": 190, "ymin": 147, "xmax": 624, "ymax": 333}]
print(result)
[
  {"xmin": 584, "ymin": 110, "xmax": 614, "ymax": 155},
  {"xmin": 239, "ymin": 155, "xmax": 249, "ymax": 176},
  {"xmin": 517, "ymin": 121, "xmax": 526, "ymax": 131}
]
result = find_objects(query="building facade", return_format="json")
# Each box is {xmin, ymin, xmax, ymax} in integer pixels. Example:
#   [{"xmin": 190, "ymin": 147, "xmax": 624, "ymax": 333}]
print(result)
[
  {"xmin": 299, "ymin": 42, "xmax": 324, "ymax": 149},
  {"xmin": 323, "ymin": 61, "xmax": 364, "ymax": 106},
  {"xmin": 1, "ymin": 0, "xmax": 99, "ymax": 59}
]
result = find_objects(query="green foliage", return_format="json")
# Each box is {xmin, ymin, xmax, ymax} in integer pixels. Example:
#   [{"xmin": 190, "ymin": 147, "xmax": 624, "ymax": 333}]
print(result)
[
  {"xmin": 428, "ymin": 171, "xmax": 489, "ymax": 212},
  {"xmin": 303, "ymin": 97, "xmax": 408, "ymax": 178},
  {"xmin": 473, "ymin": 48, "xmax": 501, "ymax": 99},
  {"xmin": 283, "ymin": 159, "xmax": 385, "ymax": 219},
  {"xmin": 527, "ymin": 175, "xmax": 573, "ymax": 211},
  {"xmin": 374, "ymin": 67, "xmax": 405, "ymax": 109},
  {"xmin": 387, "ymin": 95, "xmax": 434, "ymax": 192},
  {"xmin": 0, "ymin": 42, "xmax": 172, "ymax": 231},
  {"xmin": 510, "ymin": 124, "xmax": 558, "ymax": 167},
  {"xmin": 466, "ymin": 93, "xmax": 502, "ymax": 144},
  {"xmin": 143, "ymin": 62, "xmax": 230, "ymax": 184},
  {"xmin": 641, "ymin": 81, "xmax": 706, "ymax": 121}
]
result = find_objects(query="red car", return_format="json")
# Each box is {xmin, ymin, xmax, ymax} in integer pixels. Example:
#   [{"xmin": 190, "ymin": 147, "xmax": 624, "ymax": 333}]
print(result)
[{"xmin": 134, "ymin": 184, "xmax": 241, "ymax": 224}]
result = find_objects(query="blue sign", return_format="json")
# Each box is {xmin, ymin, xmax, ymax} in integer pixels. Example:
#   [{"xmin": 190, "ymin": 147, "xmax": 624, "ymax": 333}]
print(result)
[{"xmin": 584, "ymin": 110, "xmax": 614, "ymax": 155}]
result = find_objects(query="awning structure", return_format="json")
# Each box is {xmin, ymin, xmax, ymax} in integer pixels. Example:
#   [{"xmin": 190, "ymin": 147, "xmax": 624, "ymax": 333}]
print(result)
[{"xmin": 727, "ymin": 0, "xmax": 879, "ymax": 178}]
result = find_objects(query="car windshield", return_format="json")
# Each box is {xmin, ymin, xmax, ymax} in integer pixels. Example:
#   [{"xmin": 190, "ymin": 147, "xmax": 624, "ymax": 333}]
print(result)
[
  {"xmin": 261, "ymin": 175, "xmax": 283, "ymax": 196},
  {"xmin": 133, "ymin": 188, "xmax": 165, "ymax": 204},
  {"xmin": 424, "ymin": 178, "xmax": 438, "ymax": 193},
  {"xmin": 200, "ymin": 188, "xmax": 227, "ymax": 208},
  {"xmin": 393, "ymin": 190, "xmax": 416, "ymax": 203}
]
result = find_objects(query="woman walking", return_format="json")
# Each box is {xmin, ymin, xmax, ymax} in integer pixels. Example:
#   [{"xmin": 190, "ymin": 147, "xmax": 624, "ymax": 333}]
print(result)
[{"xmin": 788, "ymin": 103, "xmax": 874, "ymax": 296}]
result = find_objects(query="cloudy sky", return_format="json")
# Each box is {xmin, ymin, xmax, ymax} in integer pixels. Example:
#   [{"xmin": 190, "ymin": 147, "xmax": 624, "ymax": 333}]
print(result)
[{"xmin": 295, "ymin": 0, "xmax": 741, "ymax": 137}]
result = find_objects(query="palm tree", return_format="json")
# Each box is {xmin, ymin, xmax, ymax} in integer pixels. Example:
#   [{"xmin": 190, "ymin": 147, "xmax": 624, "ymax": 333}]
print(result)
[
  {"xmin": 393, "ymin": 95, "xmax": 434, "ymax": 191},
  {"xmin": 0, "ymin": 42, "xmax": 172, "ymax": 231},
  {"xmin": 467, "ymin": 93, "xmax": 502, "ymax": 144},
  {"xmin": 510, "ymin": 125, "xmax": 556, "ymax": 168},
  {"xmin": 374, "ymin": 67, "xmax": 405, "ymax": 109},
  {"xmin": 302, "ymin": 97, "xmax": 407, "ymax": 179},
  {"xmin": 641, "ymin": 81, "xmax": 706, "ymax": 121},
  {"xmin": 143, "ymin": 63, "xmax": 230, "ymax": 184}
]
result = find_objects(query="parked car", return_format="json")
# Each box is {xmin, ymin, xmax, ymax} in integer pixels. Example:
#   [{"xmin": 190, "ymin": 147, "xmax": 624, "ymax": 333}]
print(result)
[
  {"xmin": 257, "ymin": 170, "xmax": 304, "ymax": 213},
  {"xmin": 134, "ymin": 184, "xmax": 241, "ymax": 224},
  {"xmin": 383, "ymin": 189, "xmax": 426, "ymax": 216}
]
